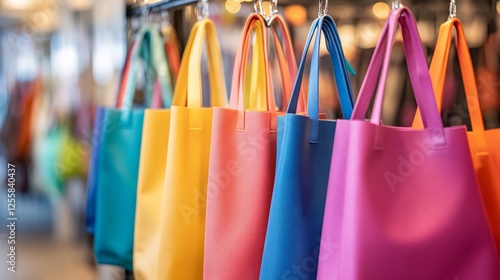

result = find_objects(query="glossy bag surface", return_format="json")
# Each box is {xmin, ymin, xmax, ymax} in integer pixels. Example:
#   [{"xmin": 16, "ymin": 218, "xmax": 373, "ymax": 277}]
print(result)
[
  {"xmin": 317, "ymin": 8, "xmax": 500, "ymax": 280},
  {"xmin": 413, "ymin": 18, "xmax": 500, "ymax": 257},
  {"xmin": 90, "ymin": 28, "xmax": 173, "ymax": 270},
  {"xmin": 203, "ymin": 14, "xmax": 300, "ymax": 280},
  {"xmin": 156, "ymin": 19, "xmax": 227, "ymax": 279},
  {"xmin": 260, "ymin": 15, "xmax": 354, "ymax": 280}
]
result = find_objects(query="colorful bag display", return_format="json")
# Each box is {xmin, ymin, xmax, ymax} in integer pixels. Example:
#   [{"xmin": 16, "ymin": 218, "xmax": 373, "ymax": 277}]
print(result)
[
  {"xmin": 89, "ymin": 27, "xmax": 173, "ymax": 270},
  {"xmin": 317, "ymin": 7, "xmax": 500, "ymax": 279},
  {"xmin": 203, "ymin": 13, "xmax": 300, "ymax": 280},
  {"xmin": 260, "ymin": 15, "xmax": 353, "ymax": 279},
  {"xmin": 156, "ymin": 18, "xmax": 227, "ymax": 279},
  {"xmin": 413, "ymin": 17, "xmax": 500, "ymax": 256}
]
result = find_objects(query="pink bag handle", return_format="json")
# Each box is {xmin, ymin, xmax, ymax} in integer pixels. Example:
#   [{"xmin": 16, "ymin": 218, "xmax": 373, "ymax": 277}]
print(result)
[{"xmin": 352, "ymin": 7, "xmax": 445, "ymax": 142}]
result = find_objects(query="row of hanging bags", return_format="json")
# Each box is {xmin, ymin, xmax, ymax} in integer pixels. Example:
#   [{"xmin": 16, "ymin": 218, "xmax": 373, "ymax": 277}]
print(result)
[
  {"xmin": 155, "ymin": 17, "xmax": 227, "ymax": 279},
  {"xmin": 412, "ymin": 16, "xmax": 500, "ymax": 256},
  {"xmin": 88, "ymin": 27, "xmax": 173, "ymax": 270},
  {"xmin": 318, "ymin": 6, "xmax": 500, "ymax": 279},
  {"xmin": 203, "ymin": 13, "xmax": 301, "ymax": 279},
  {"xmin": 260, "ymin": 13, "xmax": 354, "ymax": 279}
]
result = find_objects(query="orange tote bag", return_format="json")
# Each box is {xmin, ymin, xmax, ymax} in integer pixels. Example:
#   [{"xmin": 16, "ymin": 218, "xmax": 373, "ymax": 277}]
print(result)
[{"xmin": 414, "ymin": 18, "xmax": 500, "ymax": 255}]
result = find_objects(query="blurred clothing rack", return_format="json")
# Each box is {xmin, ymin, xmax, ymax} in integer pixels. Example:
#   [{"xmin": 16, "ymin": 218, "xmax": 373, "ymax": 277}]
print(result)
[{"xmin": 126, "ymin": 0, "xmax": 198, "ymax": 17}]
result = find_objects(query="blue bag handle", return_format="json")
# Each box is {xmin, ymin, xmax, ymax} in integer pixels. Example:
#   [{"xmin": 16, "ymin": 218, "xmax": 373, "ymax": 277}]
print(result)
[{"xmin": 287, "ymin": 15, "xmax": 354, "ymax": 143}]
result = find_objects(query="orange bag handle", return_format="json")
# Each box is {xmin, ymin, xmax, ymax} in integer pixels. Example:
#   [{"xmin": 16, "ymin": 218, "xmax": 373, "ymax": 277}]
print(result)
[
  {"xmin": 116, "ymin": 40, "xmax": 139, "ymax": 108},
  {"xmin": 245, "ymin": 15, "xmax": 296, "ymax": 113},
  {"xmin": 272, "ymin": 15, "xmax": 305, "ymax": 113},
  {"xmin": 248, "ymin": 15, "xmax": 305, "ymax": 113},
  {"xmin": 413, "ymin": 18, "xmax": 488, "ymax": 154},
  {"xmin": 230, "ymin": 14, "xmax": 273, "ymax": 130},
  {"xmin": 163, "ymin": 25, "xmax": 181, "ymax": 82}
]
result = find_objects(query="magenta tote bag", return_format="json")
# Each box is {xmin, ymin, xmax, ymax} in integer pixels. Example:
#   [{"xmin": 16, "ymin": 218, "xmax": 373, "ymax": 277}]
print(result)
[{"xmin": 317, "ymin": 7, "xmax": 500, "ymax": 280}]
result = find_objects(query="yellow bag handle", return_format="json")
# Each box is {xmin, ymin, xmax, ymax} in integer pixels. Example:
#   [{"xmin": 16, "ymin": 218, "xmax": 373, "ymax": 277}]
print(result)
[
  {"xmin": 173, "ymin": 19, "xmax": 227, "ymax": 108},
  {"xmin": 248, "ymin": 18, "xmax": 268, "ymax": 111},
  {"xmin": 247, "ymin": 15, "xmax": 304, "ymax": 112},
  {"xmin": 412, "ymin": 18, "xmax": 487, "ymax": 154}
]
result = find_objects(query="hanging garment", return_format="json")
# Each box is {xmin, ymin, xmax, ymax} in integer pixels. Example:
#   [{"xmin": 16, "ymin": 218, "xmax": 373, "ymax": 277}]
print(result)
[
  {"xmin": 413, "ymin": 18, "xmax": 500, "ymax": 257},
  {"xmin": 33, "ymin": 123, "xmax": 65, "ymax": 196},
  {"xmin": 203, "ymin": 13, "xmax": 300, "ymax": 280},
  {"xmin": 260, "ymin": 15, "xmax": 354, "ymax": 280},
  {"xmin": 156, "ymin": 18, "xmax": 227, "ymax": 279},
  {"xmin": 0, "ymin": 77, "xmax": 40, "ymax": 192},
  {"xmin": 89, "ymin": 27, "xmax": 173, "ymax": 270},
  {"xmin": 55, "ymin": 122, "xmax": 86, "ymax": 180},
  {"xmin": 317, "ymin": 7, "xmax": 500, "ymax": 280}
]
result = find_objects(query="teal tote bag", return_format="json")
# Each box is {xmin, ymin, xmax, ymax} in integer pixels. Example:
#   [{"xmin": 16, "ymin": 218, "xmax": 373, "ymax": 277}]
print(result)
[
  {"xmin": 260, "ymin": 15, "xmax": 354, "ymax": 279},
  {"xmin": 91, "ymin": 28, "xmax": 173, "ymax": 270}
]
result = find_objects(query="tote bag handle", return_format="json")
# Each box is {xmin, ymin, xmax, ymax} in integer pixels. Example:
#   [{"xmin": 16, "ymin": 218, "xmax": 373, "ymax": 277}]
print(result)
[
  {"xmin": 286, "ymin": 15, "xmax": 354, "ymax": 143},
  {"xmin": 230, "ymin": 14, "xmax": 273, "ymax": 130},
  {"xmin": 117, "ymin": 28, "xmax": 173, "ymax": 109},
  {"xmin": 272, "ymin": 16, "xmax": 300, "ymax": 111},
  {"xmin": 247, "ymin": 16, "xmax": 270, "ymax": 111},
  {"xmin": 412, "ymin": 18, "xmax": 488, "ymax": 154},
  {"xmin": 245, "ymin": 14, "xmax": 306, "ymax": 114},
  {"xmin": 352, "ymin": 7, "xmax": 445, "ymax": 143},
  {"xmin": 172, "ymin": 19, "xmax": 227, "ymax": 108}
]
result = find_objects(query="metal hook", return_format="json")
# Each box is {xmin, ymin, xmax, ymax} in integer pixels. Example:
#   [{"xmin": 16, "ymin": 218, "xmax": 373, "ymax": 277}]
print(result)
[
  {"xmin": 254, "ymin": 0, "xmax": 278, "ymax": 27},
  {"xmin": 392, "ymin": 0, "xmax": 402, "ymax": 9},
  {"xmin": 449, "ymin": 0, "xmax": 456, "ymax": 19},
  {"xmin": 197, "ymin": 0, "xmax": 209, "ymax": 20},
  {"xmin": 318, "ymin": 0, "xmax": 328, "ymax": 17}
]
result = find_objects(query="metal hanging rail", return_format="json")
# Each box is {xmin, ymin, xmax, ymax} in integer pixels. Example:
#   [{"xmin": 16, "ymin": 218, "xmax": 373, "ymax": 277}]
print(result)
[{"xmin": 127, "ymin": 0, "xmax": 198, "ymax": 17}]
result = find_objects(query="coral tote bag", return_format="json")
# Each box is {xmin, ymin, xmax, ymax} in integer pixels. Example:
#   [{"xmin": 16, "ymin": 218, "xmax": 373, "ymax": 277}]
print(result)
[
  {"xmin": 203, "ymin": 14, "xmax": 299, "ymax": 280},
  {"xmin": 413, "ymin": 18, "xmax": 500, "ymax": 256},
  {"xmin": 317, "ymin": 7, "xmax": 500, "ymax": 280},
  {"xmin": 260, "ymin": 15, "xmax": 354, "ymax": 280},
  {"xmin": 91, "ymin": 28, "xmax": 173, "ymax": 270},
  {"xmin": 156, "ymin": 19, "xmax": 227, "ymax": 279}
]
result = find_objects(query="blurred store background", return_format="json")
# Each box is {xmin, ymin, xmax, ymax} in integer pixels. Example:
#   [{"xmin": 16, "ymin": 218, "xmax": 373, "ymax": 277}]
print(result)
[{"xmin": 0, "ymin": 0, "xmax": 498, "ymax": 279}]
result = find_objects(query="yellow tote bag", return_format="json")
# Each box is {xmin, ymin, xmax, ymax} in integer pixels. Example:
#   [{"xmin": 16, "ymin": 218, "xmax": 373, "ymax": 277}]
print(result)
[
  {"xmin": 132, "ymin": 23, "xmax": 201, "ymax": 280},
  {"xmin": 157, "ymin": 18, "xmax": 227, "ymax": 279}
]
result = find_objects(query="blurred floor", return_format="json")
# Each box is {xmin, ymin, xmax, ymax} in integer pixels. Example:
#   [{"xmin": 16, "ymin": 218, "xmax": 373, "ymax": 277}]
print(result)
[
  {"xmin": 0, "ymin": 237, "xmax": 96, "ymax": 280},
  {"xmin": 0, "ymin": 179, "xmax": 96, "ymax": 279}
]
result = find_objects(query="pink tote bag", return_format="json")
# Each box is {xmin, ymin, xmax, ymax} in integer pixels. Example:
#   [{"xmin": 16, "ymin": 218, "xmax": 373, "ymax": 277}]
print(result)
[{"xmin": 317, "ymin": 7, "xmax": 500, "ymax": 280}]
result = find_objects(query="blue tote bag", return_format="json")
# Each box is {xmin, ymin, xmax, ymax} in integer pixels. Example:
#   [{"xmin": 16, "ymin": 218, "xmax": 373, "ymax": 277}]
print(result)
[
  {"xmin": 87, "ymin": 28, "xmax": 173, "ymax": 270},
  {"xmin": 260, "ymin": 15, "xmax": 354, "ymax": 279}
]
